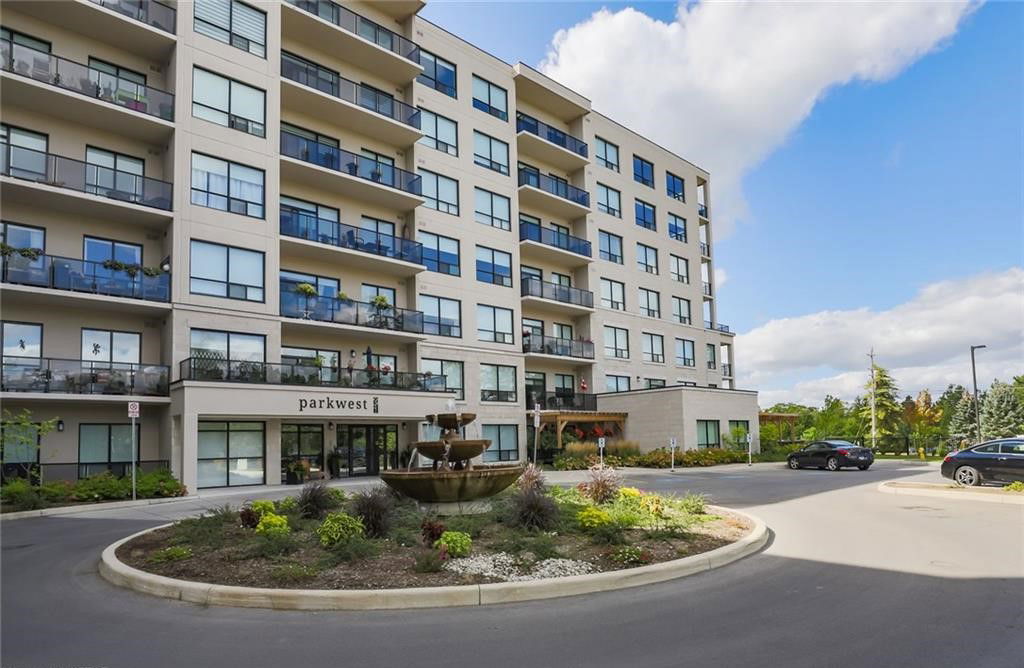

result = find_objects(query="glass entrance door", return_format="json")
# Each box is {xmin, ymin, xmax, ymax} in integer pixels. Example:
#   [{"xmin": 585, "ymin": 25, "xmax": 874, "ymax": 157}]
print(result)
[{"xmin": 335, "ymin": 424, "xmax": 398, "ymax": 476}]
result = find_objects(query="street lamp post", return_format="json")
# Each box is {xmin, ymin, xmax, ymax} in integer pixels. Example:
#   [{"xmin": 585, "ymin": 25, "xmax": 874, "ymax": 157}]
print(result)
[{"xmin": 970, "ymin": 345, "xmax": 986, "ymax": 444}]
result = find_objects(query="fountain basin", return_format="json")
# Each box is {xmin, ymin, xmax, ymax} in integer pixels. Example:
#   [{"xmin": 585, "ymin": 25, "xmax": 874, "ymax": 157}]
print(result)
[
  {"xmin": 425, "ymin": 412, "xmax": 477, "ymax": 431},
  {"xmin": 380, "ymin": 465, "xmax": 524, "ymax": 511},
  {"xmin": 412, "ymin": 439, "xmax": 489, "ymax": 463}
]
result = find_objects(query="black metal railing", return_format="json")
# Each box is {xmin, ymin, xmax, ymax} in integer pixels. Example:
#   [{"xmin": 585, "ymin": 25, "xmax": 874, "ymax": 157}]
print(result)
[
  {"xmin": 526, "ymin": 390, "xmax": 597, "ymax": 411},
  {"xmin": 722, "ymin": 363, "xmax": 733, "ymax": 376},
  {"xmin": 284, "ymin": 0, "xmax": 419, "ymax": 63},
  {"xmin": 707, "ymin": 361, "xmax": 717, "ymax": 370},
  {"xmin": 1, "ymin": 356, "xmax": 170, "ymax": 395},
  {"xmin": 716, "ymin": 324, "xmax": 731, "ymax": 333},
  {"xmin": 703, "ymin": 282, "xmax": 712, "ymax": 296},
  {"xmin": 2, "ymin": 253, "xmax": 170, "ymax": 301},
  {"xmin": 519, "ymin": 221, "xmax": 591, "ymax": 257},
  {"xmin": 1, "ymin": 40, "xmax": 175, "ymax": 121},
  {"xmin": 280, "ymin": 280, "xmax": 424, "ymax": 334},
  {"xmin": 280, "ymin": 207, "xmax": 423, "ymax": 265},
  {"xmin": 180, "ymin": 357, "xmax": 447, "ymax": 392},
  {"xmin": 280, "ymin": 130, "xmax": 421, "ymax": 196},
  {"xmin": 523, "ymin": 334, "xmax": 595, "ymax": 360},
  {"xmin": 517, "ymin": 168, "xmax": 589, "ymax": 208},
  {"xmin": 704, "ymin": 320, "xmax": 714, "ymax": 329},
  {"xmin": 698, "ymin": 203, "xmax": 708, "ymax": 218},
  {"xmin": 0, "ymin": 142, "xmax": 173, "ymax": 210},
  {"xmin": 516, "ymin": 112, "xmax": 588, "ymax": 157},
  {"xmin": 89, "ymin": 0, "xmax": 176, "ymax": 34},
  {"xmin": 281, "ymin": 52, "xmax": 419, "ymax": 128},
  {"xmin": 520, "ymin": 277, "xmax": 594, "ymax": 308},
  {"xmin": 677, "ymin": 357, "xmax": 695, "ymax": 367},
  {"xmin": 700, "ymin": 242, "xmax": 710, "ymax": 256},
  {"xmin": 480, "ymin": 389, "xmax": 517, "ymax": 402}
]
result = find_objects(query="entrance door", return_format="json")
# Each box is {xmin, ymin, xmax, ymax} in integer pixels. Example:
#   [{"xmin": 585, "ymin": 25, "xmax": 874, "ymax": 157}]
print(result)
[{"xmin": 335, "ymin": 424, "xmax": 398, "ymax": 476}]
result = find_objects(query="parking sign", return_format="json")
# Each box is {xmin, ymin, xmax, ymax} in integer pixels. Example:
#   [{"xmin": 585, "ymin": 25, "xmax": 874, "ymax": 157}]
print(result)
[
  {"xmin": 597, "ymin": 437, "xmax": 606, "ymax": 449},
  {"xmin": 128, "ymin": 401, "xmax": 140, "ymax": 418}
]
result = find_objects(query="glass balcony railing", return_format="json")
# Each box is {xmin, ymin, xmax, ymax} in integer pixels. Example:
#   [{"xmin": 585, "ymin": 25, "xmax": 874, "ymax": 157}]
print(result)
[
  {"xmin": 722, "ymin": 363, "xmax": 733, "ymax": 376},
  {"xmin": 519, "ymin": 221, "xmax": 591, "ymax": 258},
  {"xmin": 0, "ymin": 142, "xmax": 173, "ymax": 210},
  {"xmin": 280, "ymin": 280, "xmax": 425, "ymax": 334},
  {"xmin": 523, "ymin": 334, "xmax": 595, "ymax": 360},
  {"xmin": 700, "ymin": 242, "xmax": 710, "ymax": 256},
  {"xmin": 280, "ymin": 207, "xmax": 423, "ymax": 265},
  {"xmin": 698, "ymin": 203, "xmax": 708, "ymax": 218},
  {"xmin": 521, "ymin": 277, "xmax": 594, "ymax": 308},
  {"xmin": 281, "ymin": 52, "xmax": 420, "ymax": 129},
  {"xmin": 284, "ymin": 0, "xmax": 419, "ymax": 63},
  {"xmin": 2, "ymin": 253, "xmax": 171, "ymax": 302},
  {"xmin": 1, "ymin": 40, "xmax": 175, "ymax": 120},
  {"xmin": 180, "ymin": 357, "xmax": 447, "ymax": 392},
  {"xmin": 1, "ymin": 356, "xmax": 170, "ymax": 395},
  {"xmin": 280, "ymin": 130, "xmax": 421, "ymax": 196},
  {"xmin": 703, "ymin": 282, "xmax": 712, "ymax": 296},
  {"xmin": 516, "ymin": 112, "xmax": 588, "ymax": 158},
  {"xmin": 517, "ymin": 168, "xmax": 590, "ymax": 208},
  {"xmin": 89, "ymin": 0, "xmax": 176, "ymax": 34},
  {"xmin": 525, "ymin": 389, "xmax": 598, "ymax": 412}
]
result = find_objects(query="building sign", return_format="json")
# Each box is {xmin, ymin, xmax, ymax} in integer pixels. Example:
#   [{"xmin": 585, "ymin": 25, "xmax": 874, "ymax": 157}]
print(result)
[{"xmin": 298, "ymin": 396, "xmax": 380, "ymax": 414}]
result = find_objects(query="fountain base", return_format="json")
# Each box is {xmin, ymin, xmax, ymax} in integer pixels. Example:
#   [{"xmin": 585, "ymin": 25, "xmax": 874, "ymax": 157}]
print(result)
[
  {"xmin": 417, "ymin": 499, "xmax": 493, "ymax": 516},
  {"xmin": 380, "ymin": 465, "xmax": 524, "ymax": 511}
]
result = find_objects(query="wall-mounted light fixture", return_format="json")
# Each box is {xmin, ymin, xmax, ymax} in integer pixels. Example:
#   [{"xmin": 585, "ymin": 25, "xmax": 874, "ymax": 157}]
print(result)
[
  {"xmin": 57, "ymin": 420, "xmax": 65, "ymax": 432},
  {"xmin": 327, "ymin": 422, "xmax": 335, "ymax": 430}
]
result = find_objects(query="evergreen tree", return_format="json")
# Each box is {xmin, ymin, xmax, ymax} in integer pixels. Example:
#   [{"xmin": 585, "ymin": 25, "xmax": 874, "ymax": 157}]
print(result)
[
  {"xmin": 859, "ymin": 364, "xmax": 902, "ymax": 440},
  {"xmin": 981, "ymin": 380, "xmax": 1024, "ymax": 439},
  {"xmin": 1012, "ymin": 375, "xmax": 1024, "ymax": 407},
  {"xmin": 936, "ymin": 384, "xmax": 967, "ymax": 431},
  {"xmin": 947, "ymin": 391, "xmax": 979, "ymax": 447}
]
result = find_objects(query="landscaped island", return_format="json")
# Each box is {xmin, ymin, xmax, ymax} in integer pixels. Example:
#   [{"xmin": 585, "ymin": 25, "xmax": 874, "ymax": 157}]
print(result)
[{"xmin": 118, "ymin": 467, "xmax": 751, "ymax": 590}]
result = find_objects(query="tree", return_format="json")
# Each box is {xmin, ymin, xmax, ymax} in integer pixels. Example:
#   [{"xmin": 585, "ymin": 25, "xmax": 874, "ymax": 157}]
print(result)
[
  {"xmin": 981, "ymin": 380, "xmax": 1024, "ymax": 439},
  {"xmin": 1012, "ymin": 375, "xmax": 1024, "ymax": 408},
  {"xmin": 1, "ymin": 409, "xmax": 59, "ymax": 480},
  {"xmin": 859, "ymin": 364, "xmax": 902, "ymax": 441},
  {"xmin": 947, "ymin": 391, "xmax": 978, "ymax": 448},
  {"xmin": 936, "ymin": 384, "xmax": 967, "ymax": 432}
]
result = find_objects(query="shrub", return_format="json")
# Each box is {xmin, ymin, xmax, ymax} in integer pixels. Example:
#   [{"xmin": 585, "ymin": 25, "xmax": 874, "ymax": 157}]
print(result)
[
  {"xmin": 69, "ymin": 472, "xmax": 130, "ymax": 501},
  {"xmin": 608, "ymin": 545, "xmax": 653, "ymax": 566},
  {"xmin": 320, "ymin": 535, "xmax": 378, "ymax": 566},
  {"xmin": 565, "ymin": 441, "xmax": 598, "ymax": 458},
  {"xmin": 421, "ymin": 518, "xmax": 446, "ymax": 545},
  {"xmin": 678, "ymin": 492, "xmax": 707, "ymax": 515},
  {"xmin": 515, "ymin": 463, "xmax": 546, "ymax": 493},
  {"xmin": 390, "ymin": 528, "xmax": 419, "ymax": 547},
  {"xmin": 249, "ymin": 500, "xmax": 276, "ymax": 517},
  {"xmin": 270, "ymin": 562, "xmax": 318, "ymax": 584},
  {"xmin": 553, "ymin": 455, "xmax": 589, "ymax": 471},
  {"xmin": 297, "ymin": 481, "xmax": 338, "ymax": 519},
  {"xmin": 135, "ymin": 469, "xmax": 187, "ymax": 498},
  {"xmin": 148, "ymin": 546, "xmax": 193, "ymax": 564},
  {"xmin": 238, "ymin": 505, "xmax": 261, "ymax": 529},
  {"xmin": 578, "ymin": 465, "xmax": 622, "ymax": 504},
  {"xmin": 276, "ymin": 496, "xmax": 298, "ymax": 514},
  {"xmin": 349, "ymin": 486, "xmax": 394, "ymax": 538},
  {"xmin": 249, "ymin": 533, "xmax": 298, "ymax": 558},
  {"xmin": 412, "ymin": 549, "xmax": 445, "ymax": 572},
  {"xmin": 39, "ymin": 480, "xmax": 73, "ymax": 504},
  {"xmin": 633, "ymin": 449, "xmax": 674, "ymax": 468},
  {"xmin": 1, "ymin": 479, "xmax": 43, "ymax": 510},
  {"xmin": 605, "ymin": 441, "xmax": 641, "ymax": 459},
  {"xmin": 434, "ymin": 530, "xmax": 472, "ymax": 558},
  {"xmin": 576, "ymin": 506, "xmax": 614, "ymax": 531},
  {"xmin": 509, "ymin": 487, "xmax": 559, "ymax": 531},
  {"xmin": 172, "ymin": 513, "xmax": 230, "ymax": 549},
  {"xmin": 316, "ymin": 512, "xmax": 364, "ymax": 547},
  {"xmin": 528, "ymin": 533, "xmax": 561, "ymax": 560},
  {"xmin": 327, "ymin": 488, "xmax": 347, "ymax": 505},
  {"xmin": 590, "ymin": 522, "xmax": 627, "ymax": 545},
  {"xmin": 255, "ymin": 512, "xmax": 290, "ymax": 538},
  {"xmin": 1004, "ymin": 481, "xmax": 1024, "ymax": 493}
]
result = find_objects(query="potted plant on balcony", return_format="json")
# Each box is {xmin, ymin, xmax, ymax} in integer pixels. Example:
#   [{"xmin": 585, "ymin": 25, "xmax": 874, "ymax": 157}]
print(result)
[
  {"xmin": 294, "ymin": 282, "xmax": 318, "ymax": 297},
  {"xmin": 365, "ymin": 363, "xmax": 379, "ymax": 387},
  {"xmin": 345, "ymin": 160, "xmax": 359, "ymax": 175},
  {"xmin": 369, "ymin": 294, "xmax": 391, "ymax": 328},
  {"xmin": 370, "ymin": 167, "xmax": 383, "ymax": 182}
]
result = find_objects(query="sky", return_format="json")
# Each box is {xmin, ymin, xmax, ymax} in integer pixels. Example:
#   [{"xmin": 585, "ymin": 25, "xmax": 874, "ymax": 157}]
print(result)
[{"xmin": 422, "ymin": 0, "xmax": 1023, "ymax": 407}]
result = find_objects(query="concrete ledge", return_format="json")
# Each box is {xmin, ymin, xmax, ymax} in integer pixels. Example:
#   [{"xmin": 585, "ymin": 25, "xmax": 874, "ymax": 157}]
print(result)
[
  {"xmin": 99, "ymin": 506, "xmax": 768, "ymax": 610},
  {"xmin": 878, "ymin": 481, "xmax": 1024, "ymax": 505},
  {"xmin": 1, "ymin": 495, "xmax": 199, "ymax": 522}
]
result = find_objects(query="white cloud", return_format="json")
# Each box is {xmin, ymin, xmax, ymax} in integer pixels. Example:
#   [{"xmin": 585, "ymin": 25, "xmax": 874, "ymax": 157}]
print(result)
[
  {"xmin": 714, "ymin": 267, "xmax": 728, "ymax": 288},
  {"xmin": 737, "ymin": 268, "xmax": 1024, "ymax": 407},
  {"xmin": 540, "ymin": 1, "xmax": 978, "ymax": 236}
]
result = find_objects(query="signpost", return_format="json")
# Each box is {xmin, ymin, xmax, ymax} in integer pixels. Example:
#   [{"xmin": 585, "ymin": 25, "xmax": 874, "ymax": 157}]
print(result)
[
  {"xmin": 597, "ymin": 437, "xmax": 606, "ymax": 467},
  {"xmin": 746, "ymin": 432, "xmax": 753, "ymax": 467},
  {"xmin": 669, "ymin": 437, "xmax": 678, "ymax": 471},
  {"xmin": 128, "ymin": 401, "xmax": 140, "ymax": 500},
  {"xmin": 532, "ymin": 404, "xmax": 541, "ymax": 464}
]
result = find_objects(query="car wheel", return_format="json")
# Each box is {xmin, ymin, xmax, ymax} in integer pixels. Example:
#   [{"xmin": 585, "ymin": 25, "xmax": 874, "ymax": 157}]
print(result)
[
  {"xmin": 826, "ymin": 457, "xmax": 840, "ymax": 471},
  {"xmin": 955, "ymin": 466, "xmax": 981, "ymax": 487},
  {"xmin": 788, "ymin": 458, "xmax": 801, "ymax": 470},
  {"xmin": 858, "ymin": 465, "xmax": 870, "ymax": 471}
]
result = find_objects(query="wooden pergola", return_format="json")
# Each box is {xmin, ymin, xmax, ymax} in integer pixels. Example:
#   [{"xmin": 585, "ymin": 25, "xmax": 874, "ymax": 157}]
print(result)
[{"xmin": 533, "ymin": 411, "xmax": 628, "ymax": 450}]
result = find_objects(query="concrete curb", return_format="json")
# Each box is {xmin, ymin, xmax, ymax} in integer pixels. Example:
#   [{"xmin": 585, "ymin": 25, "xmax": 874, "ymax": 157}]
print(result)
[
  {"xmin": 99, "ymin": 506, "xmax": 768, "ymax": 610},
  {"xmin": 877, "ymin": 481, "xmax": 1024, "ymax": 506},
  {"xmin": 1, "ymin": 495, "xmax": 200, "ymax": 522}
]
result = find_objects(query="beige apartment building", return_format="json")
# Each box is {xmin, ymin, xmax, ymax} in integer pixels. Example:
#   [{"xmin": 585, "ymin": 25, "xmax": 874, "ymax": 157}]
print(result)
[{"xmin": 0, "ymin": 0, "xmax": 758, "ymax": 492}]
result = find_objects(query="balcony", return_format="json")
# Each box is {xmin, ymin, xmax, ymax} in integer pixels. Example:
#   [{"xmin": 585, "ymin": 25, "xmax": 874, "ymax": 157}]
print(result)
[
  {"xmin": 279, "ymin": 207, "xmax": 424, "ymax": 277},
  {"xmin": 516, "ymin": 112, "xmax": 588, "ymax": 171},
  {"xmin": 2, "ymin": 356, "xmax": 170, "ymax": 396},
  {"xmin": 715, "ymin": 324, "xmax": 731, "ymax": 334},
  {"xmin": 279, "ymin": 130, "xmax": 422, "ymax": 211},
  {"xmin": 707, "ymin": 361, "xmax": 717, "ymax": 371},
  {"xmin": 722, "ymin": 363, "xmax": 733, "ymax": 377},
  {"xmin": 698, "ymin": 203, "xmax": 709, "ymax": 219},
  {"xmin": 700, "ymin": 242, "xmax": 710, "ymax": 257},
  {"xmin": 520, "ymin": 277, "xmax": 594, "ymax": 316},
  {"xmin": 702, "ymin": 282, "xmax": 713, "ymax": 297},
  {"xmin": 517, "ymin": 168, "xmax": 590, "ymax": 219},
  {"xmin": 512, "ymin": 63, "xmax": 590, "ymax": 123},
  {"xmin": 180, "ymin": 358, "xmax": 448, "ymax": 393},
  {"xmin": 280, "ymin": 280, "xmax": 425, "ymax": 342},
  {"xmin": 282, "ymin": 0, "xmax": 422, "ymax": 84},
  {"xmin": 1, "ymin": 40, "xmax": 175, "ymax": 143},
  {"xmin": 522, "ymin": 334, "xmax": 595, "ymax": 362},
  {"xmin": 525, "ymin": 390, "xmax": 598, "ymax": 412},
  {"xmin": 280, "ymin": 52, "xmax": 421, "ymax": 147},
  {"xmin": 519, "ymin": 221, "xmax": 592, "ymax": 266}
]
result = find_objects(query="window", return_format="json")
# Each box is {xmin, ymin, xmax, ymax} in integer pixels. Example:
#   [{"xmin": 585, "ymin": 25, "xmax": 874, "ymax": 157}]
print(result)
[
  {"xmin": 78, "ymin": 424, "xmax": 139, "ymax": 478},
  {"xmin": 482, "ymin": 424, "xmax": 518, "ymax": 462},
  {"xmin": 281, "ymin": 346, "xmax": 339, "ymax": 383},
  {"xmin": 280, "ymin": 269, "xmax": 339, "ymax": 298},
  {"xmin": 417, "ymin": 231, "xmax": 460, "ymax": 275},
  {"xmin": 675, "ymin": 338, "xmax": 695, "ymax": 367},
  {"xmin": 280, "ymin": 424, "xmax": 324, "ymax": 483},
  {"xmin": 706, "ymin": 343, "xmax": 717, "ymax": 369},
  {"xmin": 595, "ymin": 136, "xmax": 619, "ymax": 171},
  {"xmin": 192, "ymin": 67, "xmax": 265, "ymax": 137},
  {"xmin": 599, "ymin": 231, "xmax": 623, "ymax": 264},
  {"xmin": 480, "ymin": 365, "xmax": 517, "ymax": 402},
  {"xmin": 678, "ymin": 380, "xmax": 698, "ymax": 387},
  {"xmin": 667, "ymin": 172, "xmax": 685, "ymax": 201},
  {"xmin": 420, "ymin": 169, "xmax": 459, "ymax": 215},
  {"xmin": 194, "ymin": 0, "xmax": 266, "ymax": 57},
  {"xmin": 477, "ymin": 304, "xmax": 514, "ymax": 344},
  {"xmin": 83, "ymin": 236, "xmax": 141, "ymax": 268},
  {"xmin": 81, "ymin": 329, "xmax": 140, "ymax": 367},
  {"xmin": 600, "ymin": 278, "xmax": 625, "ymax": 311},
  {"xmin": 89, "ymin": 57, "xmax": 146, "ymax": 86},
  {"xmin": 419, "ymin": 294, "xmax": 461, "ymax": 337},
  {"xmin": 473, "ymin": 131, "xmax": 509, "ymax": 175},
  {"xmin": 418, "ymin": 109, "xmax": 458, "ymax": 156},
  {"xmin": 190, "ymin": 153, "xmax": 264, "ymax": 218},
  {"xmin": 668, "ymin": 213, "xmax": 687, "ymax": 242},
  {"xmin": 697, "ymin": 420, "xmax": 721, "ymax": 449},
  {"xmin": 474, "ymin": 188, "xmax": 511, "ymax": 230},
  {"xmin": 360, "ymin": 283, "xmax": 395, "ymax": 305},
  {"xmin": 671, "ymin": 255, "xmax": 689, "ymax": 283},
  {"xmin": 553, "ymin": 323, "xmax": 573, "ymax": 340},
  {"xmin": 555, "ymin": 374, "xmax": 574, "ymax": 391},
  {"xmin": 190, "ymin": 240, "xmax": 264, "ymax": 301},
  {"xmin": 197, "ymin": 421, "xmax": 265, "ymax": 487},
  {"xmin": 421, "ymin": 358, "xmax": 464, "ymax": 400},
  {"xmin": 643, "ymin": 333, "xmax": 665, "ymax": 363},
  {"xmin": 638, "ymin": 288, "xmax": 660, "ymax": 318},
  {"xmin": 522, "ymin": 318, "xmax": 544, "ymax": 337},
  {"xmin": 2, "ymin": 321, "xmax": 42, "ymax": 358},
  {"xmin": 645, "ymin": 378, "xmax": 666, "ymax": 389},
  {"xmin": 1, "ymin": 221, "xmax": 44, "ymax": 253},
  {"xmin": 604, "ymin": 326, "xmax": 629, "ymax": 359},
  {"xmin": 672, "ymin": 297, "xmax": 692, "ymax": 325},
  {"xmin": 597, "ymin": 183, "xmax": 621, "ymax": 217},
  {"xmin": 728, "ymin": 420, "xmax": 750, "ymax": 443},
  {"xmin": 633, "ymin": 155, "xmax": 654, "ymax": 187},
  {"xmin": 635, "ymin": 199, "xmax": 656, "ymax": 231},
  {"xmin": 190, "ymin": 329, "xmax": 265, "ymax": 362},
  {"xmin": 0, "ymin": 27, "xmax": 51, "ymax": 53},
  {"xmin": 472, "ymin": 75, "xmax": 508, "ymax": 120},
  {"xmin": 417, "ymin": 50, "xmax": 457, "ymax": 97},
  {"xmin": 476, "ymin": 246, "xmax": 512, "ymax": 287},
  {"xmin": 606, "ymin": 375, "xmax": 630, "ymax": 392},
  {"xmin": 85, "ymin": 147, "xmax": 144, "ymax": 200},
  {"xmin": 551, "ymin": 272, "xmax": 571, "ymax": 288},
  {"xmin": 637, "ymin": 243, "xmax": 658, "ymax": 274},
  {"xmin": 1, "ymin": 125, "xmax": 48, "ymax": 179},
  {"xmin": 520, "ymin": 265, "xmax": 542, "ymax": 283}
]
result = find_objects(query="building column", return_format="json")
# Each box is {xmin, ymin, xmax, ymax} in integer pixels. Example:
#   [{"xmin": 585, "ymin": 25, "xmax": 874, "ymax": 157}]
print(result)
[
  {"xmin": 181, "ymin": 412, "xmax": 198, "ymax": 493},
  {"xmin": 265, "ymin": 419, "xmax": 282, "ymax": 486}
]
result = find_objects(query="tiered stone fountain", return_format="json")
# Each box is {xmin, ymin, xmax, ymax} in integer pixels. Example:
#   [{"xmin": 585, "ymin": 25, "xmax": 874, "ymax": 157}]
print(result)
[{"xmin": 380, "ymin": 412, "xmax": 524, "ymax": 514}]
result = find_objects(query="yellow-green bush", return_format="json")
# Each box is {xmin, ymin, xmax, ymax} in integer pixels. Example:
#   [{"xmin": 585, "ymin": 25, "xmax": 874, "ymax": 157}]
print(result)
[
  {"xmin": 316, "ymin": 512, "xmax": 364, "ymax": 547},
  {"xmin": 254, "ymin": 511, "xmax": 290, "ymax": 538},
  {"xmin": 250, "ymin": 500, "xmax": 276, "ymax": 517},
  {"xmin": 576, "ymin": 506, "xmax": 614, "ymax": 531},
  {"xmin": 434, "ymin": 530, "xmax": 472, "ymax": 558}
]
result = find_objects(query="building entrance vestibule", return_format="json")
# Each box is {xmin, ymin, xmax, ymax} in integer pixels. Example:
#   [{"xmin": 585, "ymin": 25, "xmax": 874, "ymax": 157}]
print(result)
[{"xmin": 333, "ymin": 424, "xmax": 398, "ymax": 476}]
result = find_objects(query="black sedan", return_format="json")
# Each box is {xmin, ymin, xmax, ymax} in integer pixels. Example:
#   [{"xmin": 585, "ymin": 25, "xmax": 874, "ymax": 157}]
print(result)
[
  {"xmin": 787, "ymin": 440, "xmax": 874, "ymax": 471},
  {"xmin": 941, "ymin": 438, "xmax": 1024, "ymax": 486}
]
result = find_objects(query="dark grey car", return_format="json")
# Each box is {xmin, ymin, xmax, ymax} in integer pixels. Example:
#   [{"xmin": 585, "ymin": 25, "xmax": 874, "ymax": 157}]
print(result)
[{"xmin": 787, "ymin": 440, "xmax": 874, "ymax": 471}]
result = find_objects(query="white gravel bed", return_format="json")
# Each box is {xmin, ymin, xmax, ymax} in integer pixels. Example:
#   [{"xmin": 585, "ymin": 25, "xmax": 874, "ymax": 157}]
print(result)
[{"xmin": 443, "ymin": 553, "xmax": 596, "ymax": 582}]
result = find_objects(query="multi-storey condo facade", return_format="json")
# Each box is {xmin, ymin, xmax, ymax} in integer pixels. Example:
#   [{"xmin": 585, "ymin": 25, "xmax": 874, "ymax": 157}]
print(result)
[{"xmin": 0, "ymin": 0, "xmax": 758, "ymax": 491}]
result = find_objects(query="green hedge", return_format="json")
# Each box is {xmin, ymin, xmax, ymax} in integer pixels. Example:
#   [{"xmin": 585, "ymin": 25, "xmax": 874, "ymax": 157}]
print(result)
[
  {"xmin": 1, "ymin": 470, "xmax": 187, "ymax": 511},
  {"xmin": 553, "ymin": 445, "xmax": 796, "ymax": 471}
]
